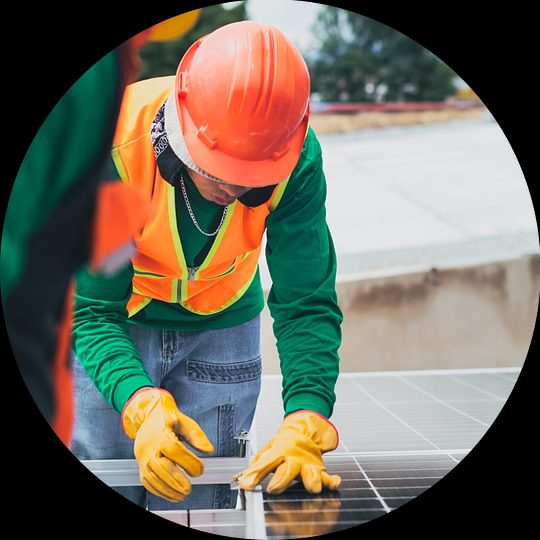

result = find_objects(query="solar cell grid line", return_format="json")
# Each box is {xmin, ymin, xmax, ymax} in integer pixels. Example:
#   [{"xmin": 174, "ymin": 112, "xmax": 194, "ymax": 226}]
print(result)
[
  {"xmin": 339, "ymin": 403, "xmax": 479, "ymax": 452},
  {"xmin": 331, "ymin": 373, "xmax": 509, "ymax": 454},
  {"xmin": 359, "ymin": 465, "xmax": 456, "ymax": 478},
  {"xmin": 400, "ymin": 374, "xmax": 497, "ymax": 401},
  {"xmin": 337, "ymin": 439, "xmax": 392, "ymax": 513},
  {"xmin": 345, "ymin": 374, "xmax": 436, "ymax": 403},
  {"xmin": 370, "ymin": 477, "xmax": 446, "ymax": 488},
  {"xmin": 331, "ymin": 420, "xmax": 432, "ymax": 452},
  {"xmin": 366, "ymin": 407, "xmax": 487, "ymax": 451},
  {"xmin": 493, "ymin": 371, "xmax": 520, "ymax": 383},
  {"xmin": 439, "ymin": 399, "xmax": 505, "ymax": 425},
  {"xmin": 446, "ymin": 374, "xmax": 508, "ymax": 400},
  {"xmin": 349, "ymin": 452, "xmax": 461, "ymax": 512},
  {"xmin": 396, "ymin": 376, "xmax": 492, "ymax": 427},
  {"xmin": 458, "ymin": 371, "xmax": 520, "ymax": 397},
  {"xmin": 330, "ymin": 448, "xmax": 469, "ymax": 457},
  {"xmin": 347, "ymin": 377, "xmax": 443, "ymax": 452}
]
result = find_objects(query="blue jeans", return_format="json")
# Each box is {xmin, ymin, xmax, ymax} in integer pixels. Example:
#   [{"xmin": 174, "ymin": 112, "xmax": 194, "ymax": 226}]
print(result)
[{"xmin": 70, "ymin": 315, "xmax": 262, "ymax": 510}]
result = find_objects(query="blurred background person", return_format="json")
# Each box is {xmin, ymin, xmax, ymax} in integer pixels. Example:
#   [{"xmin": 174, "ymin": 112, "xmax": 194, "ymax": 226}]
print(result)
[{"xmin": 0, "ymin": 11, "xmax": 200, "ymax": 446}]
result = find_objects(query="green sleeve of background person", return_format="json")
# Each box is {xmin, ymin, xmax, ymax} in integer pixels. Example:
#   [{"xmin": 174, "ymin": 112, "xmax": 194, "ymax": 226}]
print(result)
[
  {"xmin": 74, "ymin": 128, "xmax": 342, "ymax": 417},
  {"xmin": 1, "ymin": 52, "xmax": 120, "ymax": 298}
]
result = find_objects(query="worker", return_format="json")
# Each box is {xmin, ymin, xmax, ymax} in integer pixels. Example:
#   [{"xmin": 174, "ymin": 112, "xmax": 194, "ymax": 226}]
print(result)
[
  {"xmin": 71, "ymin": 20, "xmax": 343, "ymax": 510},
  {"xmin": 1, "ymin": 12, "xmax": 200, "ymax": 446}
]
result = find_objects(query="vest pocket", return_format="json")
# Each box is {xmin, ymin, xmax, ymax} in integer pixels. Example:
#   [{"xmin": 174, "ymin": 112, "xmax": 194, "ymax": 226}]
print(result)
[
  {"xmin": 132, "ymin": 271, "xmax": 175, "ymax": 302},
  {"xmin": 133, "ymin": 267, "xmax": 167, "ymax": 278},
  {"xmin": 202, "ymin": 252, "xmax": 251, "ymax": 281}
]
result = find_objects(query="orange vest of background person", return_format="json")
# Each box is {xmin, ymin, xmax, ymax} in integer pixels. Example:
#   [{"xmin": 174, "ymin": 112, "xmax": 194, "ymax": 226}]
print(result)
[{"xmin": 111, "ymin": 76, "xmax": 290, "ymax": 317}]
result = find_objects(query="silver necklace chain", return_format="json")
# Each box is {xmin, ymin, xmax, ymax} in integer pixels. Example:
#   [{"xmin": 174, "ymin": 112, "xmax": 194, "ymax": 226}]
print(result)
[{"xmin": 179, "ymin": 171, "xmax": 228, "ymax": 237}]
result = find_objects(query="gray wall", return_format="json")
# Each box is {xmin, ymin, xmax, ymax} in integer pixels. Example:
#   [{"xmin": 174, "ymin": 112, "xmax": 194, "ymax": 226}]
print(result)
[{"xmin": 261, "ymin": 255, "xmax": 540, "ymax": 374}]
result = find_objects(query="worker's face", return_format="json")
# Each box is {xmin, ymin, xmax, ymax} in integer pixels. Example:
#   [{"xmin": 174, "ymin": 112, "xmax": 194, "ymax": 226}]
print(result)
[{"xmin": 187, "ymin": 169, "xmax": 252, "ymax": 206}]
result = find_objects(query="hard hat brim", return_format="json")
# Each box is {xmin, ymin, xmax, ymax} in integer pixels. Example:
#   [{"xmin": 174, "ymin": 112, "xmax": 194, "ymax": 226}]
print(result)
[{"xmin": 177, "ymin": 101, "xmax": 309, "ymax": 187}]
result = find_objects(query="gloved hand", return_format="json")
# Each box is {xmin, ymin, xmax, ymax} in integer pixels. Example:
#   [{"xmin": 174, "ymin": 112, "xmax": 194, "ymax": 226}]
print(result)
[
  {"xmin": 121, "ymin": 387, "xmax": 214, "ymax": 502},
  {"xmin": 235, "ymin": 410, "xmax": 341, "ymax": 494}
]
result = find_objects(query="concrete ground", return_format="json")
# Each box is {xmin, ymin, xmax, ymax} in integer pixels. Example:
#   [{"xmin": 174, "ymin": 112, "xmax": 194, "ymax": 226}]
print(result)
[{"xmin": 262, "ymin": 109, "xmax": 537, "ymax": 285}]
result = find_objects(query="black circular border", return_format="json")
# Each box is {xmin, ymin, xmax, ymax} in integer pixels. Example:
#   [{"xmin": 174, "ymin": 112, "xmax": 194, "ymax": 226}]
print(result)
[{"xmin": 2, "ymin": 1, "xmax": 536, "ymax": 536}]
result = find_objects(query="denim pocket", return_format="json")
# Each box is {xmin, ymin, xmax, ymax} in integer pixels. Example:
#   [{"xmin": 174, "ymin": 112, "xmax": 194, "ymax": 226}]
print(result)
[{"xmin": 186, "ymin": 355, "xmax": 262, "ymax": 383}]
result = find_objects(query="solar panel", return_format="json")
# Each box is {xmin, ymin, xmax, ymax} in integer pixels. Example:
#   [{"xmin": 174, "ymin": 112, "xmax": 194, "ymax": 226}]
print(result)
[
  {"xmin": 246, "ymin": 368, "xmax": 518, "ymax": 538},
  {"xmin": 84, "ymin": 368, "xmax": 521, "ymax": 537}
]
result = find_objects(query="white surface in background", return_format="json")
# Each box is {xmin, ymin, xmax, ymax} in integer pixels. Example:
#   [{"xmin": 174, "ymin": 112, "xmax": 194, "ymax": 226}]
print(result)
[
  {"xmin": 323, "ymin": 116, "xmax": 534, "ymax": 254},
  {"xmin": 259, "ymin": 115, "xmax": 538, "ymax": 288}
]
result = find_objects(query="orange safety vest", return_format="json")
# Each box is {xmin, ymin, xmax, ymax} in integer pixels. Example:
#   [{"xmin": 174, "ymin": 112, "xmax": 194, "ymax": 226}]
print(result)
[{"xmin": 111, "ymin": 77, "xmax": 290, "ymax": 316}]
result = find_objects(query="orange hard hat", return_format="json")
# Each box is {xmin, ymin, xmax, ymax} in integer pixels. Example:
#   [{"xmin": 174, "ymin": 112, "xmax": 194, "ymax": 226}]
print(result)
[{"xmin": 172, "ymin": 21, "xmax": 310, "ymax": 187}]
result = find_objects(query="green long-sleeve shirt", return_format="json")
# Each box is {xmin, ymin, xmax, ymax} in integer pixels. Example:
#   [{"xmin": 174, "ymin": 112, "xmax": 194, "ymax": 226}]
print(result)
[{"xmin": 73, "ymin": 126, "xmax": 342, "ymax": 418}]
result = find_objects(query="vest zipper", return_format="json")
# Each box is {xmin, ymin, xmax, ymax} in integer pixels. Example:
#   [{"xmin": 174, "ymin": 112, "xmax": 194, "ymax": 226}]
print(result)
[
  {"xmin": 187, "ymin": 266, "xmax": 199, "ymax": 281},
  {"xmin": 176, "ymin": 267, "xmax": 199, "ymax": 303}
]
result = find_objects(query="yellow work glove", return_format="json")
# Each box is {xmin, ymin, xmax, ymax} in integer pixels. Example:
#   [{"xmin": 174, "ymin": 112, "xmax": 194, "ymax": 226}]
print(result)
[
  {"xmin": 121, "ymin": 388, "xmax": 214, "ymax": 502},
  {"xmin": 236, "ymin": 410, "xmax": 341, "ymax": 494}
]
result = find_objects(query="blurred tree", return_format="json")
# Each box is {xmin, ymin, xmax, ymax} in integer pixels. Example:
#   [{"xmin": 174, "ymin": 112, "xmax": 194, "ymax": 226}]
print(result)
[
  {"xmin": 309, "ymin": 7, "xmax": 456, "ymax": 102},
  {"xmin": 137, "ymin": 2, "xmax": 247, "ymax": 80}
]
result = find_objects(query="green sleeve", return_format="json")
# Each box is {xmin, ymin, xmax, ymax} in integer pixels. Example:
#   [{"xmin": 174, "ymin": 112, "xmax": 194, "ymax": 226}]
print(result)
[
  {"xmin": 1, "ymin": 52, "xmax": 121, "ymax": 298},
  {"xmin": 73, "ymin": 264, "xmax": 154, "ymax": 412},
  {"xmin": 265, "ymin": 128, "xmax": 343, "ymax": 419}
]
